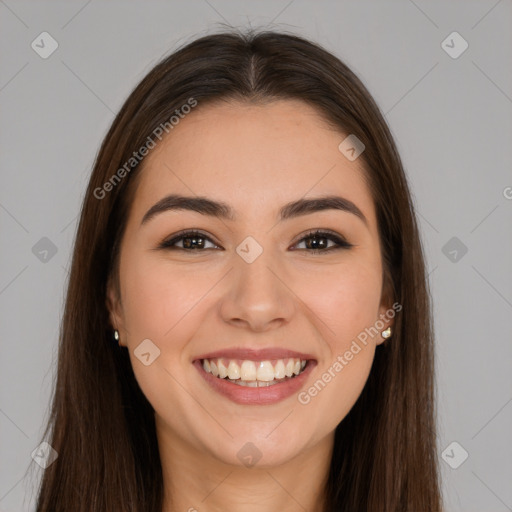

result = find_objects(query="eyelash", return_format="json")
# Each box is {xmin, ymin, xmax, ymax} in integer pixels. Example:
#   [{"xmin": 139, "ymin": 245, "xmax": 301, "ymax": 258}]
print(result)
[{"xmin": 158, "ymin": 229, "xmax": 353, "ymax": 253}]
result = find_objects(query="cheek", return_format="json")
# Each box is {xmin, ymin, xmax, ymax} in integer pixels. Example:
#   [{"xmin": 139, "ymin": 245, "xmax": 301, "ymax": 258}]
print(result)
[
  {"xmin": 120, "ymin": 248, "xmax": 383, "ymax": 373},
  {"xmin": 114, "ymin": 249, "xmax": 384, "ymax": 463},
  {"xmin": 299, "ymin": 341, "xmax": 375, "ymax": 438},
  {"xmin": 296, "ymin": 289, "xmax": 379, "ymax": 436},
  {"xmin": 118, "ymin": 256, "xmax": 213, "ymax": 426},
  {"xmin": 297, "ymin": 258, "xmax": 383, "ymax": 347},
  {"xmin": 120, "ymin": 255, "xmax": 209, "ymax": 344},
  {"xmin": 292, "ymin": 259, "xmax": 382, "ymax": 426}
]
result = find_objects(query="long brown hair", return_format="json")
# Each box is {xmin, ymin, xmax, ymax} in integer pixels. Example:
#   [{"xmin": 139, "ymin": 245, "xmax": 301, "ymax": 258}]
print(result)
[{"xmin": 33, "ymin": 28, "xmax": 442, "ymax": 511}]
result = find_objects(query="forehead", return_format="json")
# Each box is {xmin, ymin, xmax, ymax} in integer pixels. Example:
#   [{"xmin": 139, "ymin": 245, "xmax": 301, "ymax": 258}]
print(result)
[{"xmin": 130, "ymin": 99, "xmax": 376, "ymax": 227}]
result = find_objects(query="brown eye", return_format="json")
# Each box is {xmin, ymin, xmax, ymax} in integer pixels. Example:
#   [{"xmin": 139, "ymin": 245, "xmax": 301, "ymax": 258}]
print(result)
[
  {"xmin": 158, "ymin": 229, "xmax": 353, "ymax": 253},
  {"xmin": 292, "ymin": 230, "xmax": 353, "ymax": 252},
  {"xmin": 159, "ymin": 231, "xmax": 219, "ymax": 251}
]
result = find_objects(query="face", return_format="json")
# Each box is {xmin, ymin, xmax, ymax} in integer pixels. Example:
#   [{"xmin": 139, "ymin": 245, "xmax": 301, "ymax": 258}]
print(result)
[{"xmin": 107, "ymin": 99, "xmax": 393, "ymax": 468}]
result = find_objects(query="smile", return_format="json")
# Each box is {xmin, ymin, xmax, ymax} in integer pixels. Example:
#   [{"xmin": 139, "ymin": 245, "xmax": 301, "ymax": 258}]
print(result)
[
  {"xmin": 193, "ymin": 354, "xmax": 316, "ymax": 405},
  {"xmin": 201, "ymin": 357, "xmax": 308, "ymax": 387}
]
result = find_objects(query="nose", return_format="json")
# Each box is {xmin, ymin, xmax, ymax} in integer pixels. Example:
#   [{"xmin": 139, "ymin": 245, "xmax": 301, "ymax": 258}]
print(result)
[{"xmin": 219, "ymin": 250, "xmax": 296, "ymax": 333}]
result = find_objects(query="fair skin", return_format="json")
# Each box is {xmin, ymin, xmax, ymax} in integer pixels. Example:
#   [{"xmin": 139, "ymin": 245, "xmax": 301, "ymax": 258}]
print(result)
[{"xmin": 107, "ymin": 99, "xmax": 393, "ymax": 512}]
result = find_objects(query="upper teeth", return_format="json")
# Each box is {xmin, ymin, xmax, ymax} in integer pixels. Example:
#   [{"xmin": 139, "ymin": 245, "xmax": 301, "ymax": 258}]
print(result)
[{"xmin": 202, "ymin": 358, "xmax": 307, "ymax": 381}]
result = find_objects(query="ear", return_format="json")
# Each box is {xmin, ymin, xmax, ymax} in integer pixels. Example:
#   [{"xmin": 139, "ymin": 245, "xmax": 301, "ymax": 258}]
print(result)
[
  {"xmin": 376, "ymin": 276, "xmax": 396, "ymax": 345},
  {"xmin": 106, "ymin": 275, "xmax": 125, "ymax": 346},
  {"xmin": 376, "ymin": 299, "xmax": 395, "ymax": 346}
]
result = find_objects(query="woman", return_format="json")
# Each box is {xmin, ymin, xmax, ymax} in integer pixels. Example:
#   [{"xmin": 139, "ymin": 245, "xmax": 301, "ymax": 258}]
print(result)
[{"xmin": 34, "ymin": 29, "xmax": 442, "ymax": 511}]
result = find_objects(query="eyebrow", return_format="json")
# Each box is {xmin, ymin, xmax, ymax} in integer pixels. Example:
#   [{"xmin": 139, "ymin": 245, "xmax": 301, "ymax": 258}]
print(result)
[{"xmin": 140, "ymin": 194, "xmax": 368, "ymax": 227}]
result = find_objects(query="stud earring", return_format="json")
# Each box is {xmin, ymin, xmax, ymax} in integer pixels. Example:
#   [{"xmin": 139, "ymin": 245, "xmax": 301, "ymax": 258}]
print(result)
[
  {"xmin": 381, "ymin": 326, "xmax": 392, "ymax": 339},
  {"xmin": 113, "ymin": 329, "xmax": 120, "ymax": 344}
]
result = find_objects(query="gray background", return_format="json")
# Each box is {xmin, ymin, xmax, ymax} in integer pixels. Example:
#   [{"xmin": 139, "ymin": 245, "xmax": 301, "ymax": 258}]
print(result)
[{"xmin": 1, "ymin": 1, "xmax": 511, "ymax": 511}]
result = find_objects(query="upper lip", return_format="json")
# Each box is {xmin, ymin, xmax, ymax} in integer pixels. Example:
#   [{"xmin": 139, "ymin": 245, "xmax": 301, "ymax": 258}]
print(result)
[{"xmin": 194, "ymin": 347, "xmax": 316, "ymax": 361}]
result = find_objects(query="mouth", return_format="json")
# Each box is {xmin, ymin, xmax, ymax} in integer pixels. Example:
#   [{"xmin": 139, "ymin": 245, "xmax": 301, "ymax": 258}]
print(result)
[
  {"xmin": 200, "ymin": 357, "xmax": 309, "ymax": 387},
  {"xmin": 193, "ymin": 353, "xmax": 317, "ymax": 405}
]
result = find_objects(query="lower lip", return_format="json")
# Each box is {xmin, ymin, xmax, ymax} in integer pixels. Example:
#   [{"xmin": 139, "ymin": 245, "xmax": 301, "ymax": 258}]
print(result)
[{"xmin": 193, "ymin": 359, "xmax": 316, "ymax": 405}]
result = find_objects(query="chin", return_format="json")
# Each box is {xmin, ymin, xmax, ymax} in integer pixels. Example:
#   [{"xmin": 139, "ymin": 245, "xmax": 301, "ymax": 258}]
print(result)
[{"xmin": 205, "ymin": 428, "xmax": 310, "ymax": 469}]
